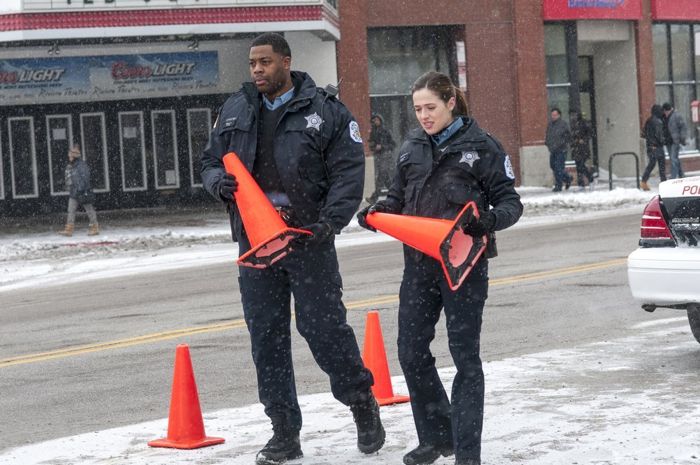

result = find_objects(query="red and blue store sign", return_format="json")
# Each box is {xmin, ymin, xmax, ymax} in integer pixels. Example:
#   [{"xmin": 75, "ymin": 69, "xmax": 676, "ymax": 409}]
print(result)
[{"xmin": 543, "ymin": 0, "xmax": 642, "ymax": 20}]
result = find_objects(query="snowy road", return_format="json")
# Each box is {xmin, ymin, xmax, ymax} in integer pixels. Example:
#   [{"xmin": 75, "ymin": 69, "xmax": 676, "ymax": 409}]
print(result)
[
  {"xmin": 2, "ymin": 317, "xmax": 698, "ymax": 465},
  {"xmin": 1, "ymin": 187, "xmax": 699, "ymax": 464}
]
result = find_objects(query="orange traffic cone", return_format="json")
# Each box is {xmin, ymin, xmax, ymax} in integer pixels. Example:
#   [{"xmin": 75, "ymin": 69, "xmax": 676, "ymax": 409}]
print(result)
[
  {"xmin": 222, "ymin": 152, "xmax": 311, "ymax": 268},
  {"xmin": 148, "ymin": 344, "xmax": 225, "ymax": 449},
  {"xmin": 362, "ymin": 310, "xmax": 410, "ymax": 406},
  {"xmin": 366, "ymin": 201, "xmax": 487, "ymax": 291}
]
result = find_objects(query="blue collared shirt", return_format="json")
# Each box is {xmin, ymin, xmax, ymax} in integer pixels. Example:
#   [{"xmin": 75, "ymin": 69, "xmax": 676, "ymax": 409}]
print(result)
[
  {"xmin": 431, "ymin": 117, "xmax": 464, "ymax": 146},
  {"xmin": 263, "ymin": 86, "xmax": 295, "ymax": 110}
]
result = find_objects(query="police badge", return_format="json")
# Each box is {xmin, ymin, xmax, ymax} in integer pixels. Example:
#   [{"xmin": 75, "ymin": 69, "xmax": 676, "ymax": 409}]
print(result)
[
  {"xmin": 305, "ymin": 112, "xmax": 323, "ymax": 131},
  {"xmin": 459, "ymin": 151, "xmax": 480, "ymax": 167}
]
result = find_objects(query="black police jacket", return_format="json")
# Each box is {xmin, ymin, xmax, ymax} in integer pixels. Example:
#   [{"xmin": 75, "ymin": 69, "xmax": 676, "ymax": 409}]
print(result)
[
  {"xmin": 200, "ymin": 71, "xmax": 365, "ymax": 242},
  {"xmin": 383, "ymin": 117, "xmax": 523, "ymax": 257}
]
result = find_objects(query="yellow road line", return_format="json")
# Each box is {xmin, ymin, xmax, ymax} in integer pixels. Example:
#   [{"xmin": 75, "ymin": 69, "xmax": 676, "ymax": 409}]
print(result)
[
  {"xmin": 490, "ymin": 258, "xmax": 627, "ymax": 286},
  {"xmin": 0, "ymin": 258, "xmax": 627, "ymax": 368},
  {"xmin": 0, "ymin": 320, "xmax": 248, "ymax": 367}
]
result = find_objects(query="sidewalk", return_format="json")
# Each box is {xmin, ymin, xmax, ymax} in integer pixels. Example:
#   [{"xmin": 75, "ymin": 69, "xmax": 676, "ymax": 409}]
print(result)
[
  {"xmin": 0, "ymin": 173, "xmax": 654, "ymax": 240},
  {"xmin": 1, "ymin": 318, "xmax": 698, "ymax": 465}
]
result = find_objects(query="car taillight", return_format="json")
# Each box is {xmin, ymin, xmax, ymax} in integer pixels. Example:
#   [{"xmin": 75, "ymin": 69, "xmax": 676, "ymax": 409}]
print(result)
[{"xmin": 640, "ymin": 195, "xmax": 672, "ymax": 240}]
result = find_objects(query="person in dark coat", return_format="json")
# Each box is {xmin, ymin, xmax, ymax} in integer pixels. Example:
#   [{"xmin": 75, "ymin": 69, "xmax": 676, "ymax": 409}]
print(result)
[
  {"xmin": 199, "ymin": 33, "xmax": 384, "ymax": 465},
  {"xmin": 569, "ymin": 111, "xmax": 595, "ymax": 190},
  {"xmin": 358, "ymin": 71, "xmax": 523, "ymax": 465},
  {"xmin": 641, "ymin": 104, "xmax": 667, "ymax": 190},
  {"xmin": 366, "ymin": 113, "xmax": 396, "ymax": 203},
  {"xmin": 545, "ymin": 108, "xmax": 573, "ymax": 192},
  {"xmin": 58, "ymin": 144, "xmax": 99, "ymax": 237},
  {"xmin": 662, "ymin": 102, "xmax": 687, "ymax": 179}
]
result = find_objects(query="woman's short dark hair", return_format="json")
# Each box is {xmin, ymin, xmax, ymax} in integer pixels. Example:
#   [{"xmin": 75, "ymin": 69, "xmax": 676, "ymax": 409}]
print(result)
[
  {"xmin": 251, "ymin": 32, "xmax": 292, "ymax": 58},
  {"xmin": 411, "ymin": 71, "xmax": 468, "ymax": 116}
]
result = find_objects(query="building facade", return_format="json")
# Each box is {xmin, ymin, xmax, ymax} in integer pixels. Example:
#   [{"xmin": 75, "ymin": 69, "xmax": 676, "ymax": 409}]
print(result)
[
  {"xmin": 2, "ymin": 0, "xmax": 700, "ymax": 216},
  {"xmin": 338, "ymin": 0, "xmax": 700, "ymax": 187},
  {"xmin": 0, "ymin": 0, "xmax": 339, "ymax": 215}
]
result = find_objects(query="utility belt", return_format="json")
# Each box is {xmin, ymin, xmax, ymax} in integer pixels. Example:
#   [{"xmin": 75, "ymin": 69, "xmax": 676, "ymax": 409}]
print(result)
[{"xmin": 275, "ymin": 205, "xmax": 303, "ymax": 228}]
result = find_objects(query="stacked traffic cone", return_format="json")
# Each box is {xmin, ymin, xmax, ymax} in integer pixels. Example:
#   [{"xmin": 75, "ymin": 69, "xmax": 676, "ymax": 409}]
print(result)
[
  {"xmin": 362, "ymin": 310, "xmax": 410, "ymax": 406},
  {"xmin": 366, "ymin": 201, "xmax": 487, "ymax": 291},
  {"xmin": 148, "ymin": 344, "xmax": 225, "ymax": 449},
  {"xmin": 222, "ymin": 152, "xmax": 311, "ymax": 268}
]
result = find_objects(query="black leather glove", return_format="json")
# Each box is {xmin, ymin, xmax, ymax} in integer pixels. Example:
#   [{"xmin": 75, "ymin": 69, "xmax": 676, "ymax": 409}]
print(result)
[
  {"xmin": 218, "ymin": 173, "xmax": 238, "ymax": 201},
  {"xmin": 460, "ymin": 208, "xmax": 496, "ymax": 238},
  {"xmin": 681, "ymin": 138, "xmax": 687, "ymax": 145},
  {"xmin": 357, "ymin": 202, "xmax": 392, "ymax": 232},
  {"xmin": 292, "ymin": 222, "xmax": 334, "ymax": 248}
]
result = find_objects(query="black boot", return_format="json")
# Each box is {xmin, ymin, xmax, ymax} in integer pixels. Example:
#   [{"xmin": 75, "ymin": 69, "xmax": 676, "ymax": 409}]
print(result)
[
  {"xmin": 255, "ymin": 424, "xmax": 303, "ymax": 465},
  {"xmin": 403, "ymin": 443, "xmax": 454, "ymax": 465},
  {"xmin": 350, "ymin": 395, "xmax": 385, "ymax": 454},
  {"xmin": 455, "ymin": 459, "xmax": 480, "ymax": 465}
]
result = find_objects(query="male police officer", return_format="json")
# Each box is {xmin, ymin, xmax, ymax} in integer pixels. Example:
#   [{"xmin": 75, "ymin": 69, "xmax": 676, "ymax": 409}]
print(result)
[{"xmin": 200, "ymin": 33, "xmax": 384, "ymax": 465}]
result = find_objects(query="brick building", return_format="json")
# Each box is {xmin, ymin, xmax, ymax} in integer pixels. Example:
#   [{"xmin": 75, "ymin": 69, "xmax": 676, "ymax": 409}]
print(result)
[{"xmin": 1, "ymin": 0, "xmax": 699, "ymax": 215}]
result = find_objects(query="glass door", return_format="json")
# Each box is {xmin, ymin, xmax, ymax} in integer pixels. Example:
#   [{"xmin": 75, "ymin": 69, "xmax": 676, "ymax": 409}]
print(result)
[
  {"xmin": 118, "ymin": 111, "xmax": 147, "ymax": 192},
  {"xmin": 80, "ymin": 113, "xmax": 109, "ymax": 193},
  {"xmin": 578, "ymin": 56, "xmax": 599, "ymax": 172},
  {"xmin": 186, "ymin": 108, "xmax": 212, "ymax": 188},
  {"xmin": 46, "ymin": 114, "xmax": 73, "ymax": 196},
  {"xmin": 151, "ymin": 110, "xmax": 179, "ymax": 189},
  {"xmin": 8, "ymin": 117, "xmax": 38, "ymax": 199},
  {"xmin": 0, "ymin": 126, "xmax": 4, "ymax": 200}
]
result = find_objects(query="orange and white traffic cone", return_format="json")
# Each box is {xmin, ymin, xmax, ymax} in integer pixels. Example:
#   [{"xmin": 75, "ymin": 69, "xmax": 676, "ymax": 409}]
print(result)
[
  {"xmin": 222, "ymin": 152, "xmax": 311, "ymax": 268},
  {"xmin": 366, "ymin": 201, "xmax": 487, "ymax": 291},
  {"xmin": 148, "ymin": 344, "xmax": 225, "ymax": 449},
  {"xmin": 362, "ymin": 310, "xmax": 410, "ymax": 406}
]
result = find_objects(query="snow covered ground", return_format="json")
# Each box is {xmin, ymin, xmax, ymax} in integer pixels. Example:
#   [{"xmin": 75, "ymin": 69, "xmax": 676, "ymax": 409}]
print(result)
[
  {"xmin": 3, "ymin": 184, "xmax": 699, "ymax": 464},
  {"xmin": 0, "ymin": 185, "xmax": 656, "ymax": 293},
  {"xmin": 1, "ymin": 317, "xmax": 698, "ymax": 465}
]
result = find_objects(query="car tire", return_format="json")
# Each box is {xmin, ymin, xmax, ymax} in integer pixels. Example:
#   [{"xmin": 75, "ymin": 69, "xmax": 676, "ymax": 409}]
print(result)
[{"xmin": 687, "ymin": 304, "xmax": 700, "ymax": 344}]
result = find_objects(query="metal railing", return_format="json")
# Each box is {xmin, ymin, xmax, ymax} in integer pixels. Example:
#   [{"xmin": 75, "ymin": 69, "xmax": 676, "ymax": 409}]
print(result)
[{"xmin": 608, "ymin": 152, "xmax": 640, "ymax": 190}]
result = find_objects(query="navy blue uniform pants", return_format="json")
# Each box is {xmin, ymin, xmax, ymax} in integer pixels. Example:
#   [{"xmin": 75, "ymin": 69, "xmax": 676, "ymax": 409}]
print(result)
[
  {"xmin": 238, "ymin": 235, "xmax": 374, "ymax": 431},
  {"xmin": 397, "ymin": 252, "xmax": 488, "ymax": 462}
]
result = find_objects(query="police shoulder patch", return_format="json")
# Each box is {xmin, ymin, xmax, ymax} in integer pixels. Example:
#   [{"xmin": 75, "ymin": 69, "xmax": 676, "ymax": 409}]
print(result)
[
  {"xmin": 349, "ymin": 121, "xmax": 363, "ymax": 143},
  {"xmin": 504, "ymin": 155, "xmax": 516, "ymax": 179}
]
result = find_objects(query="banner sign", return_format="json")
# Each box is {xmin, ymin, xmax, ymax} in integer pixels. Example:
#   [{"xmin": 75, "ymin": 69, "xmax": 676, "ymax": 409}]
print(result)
[
  {"xmin": 543, "ymin": 0, "xmax": 642, "ymax": 20},
  {"xmin": 652, "ymin": 0, "xmax": 700, "ymax": 21},
  {"xmin": 0, "ymin": 51, "xmax": 219, "ymax": 105},
  {"xmin": 24, "ymin": 0, "xmax": 230, "ymax": 11}
]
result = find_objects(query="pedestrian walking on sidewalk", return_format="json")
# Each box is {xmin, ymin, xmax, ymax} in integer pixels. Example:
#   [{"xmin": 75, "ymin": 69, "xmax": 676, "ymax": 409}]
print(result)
[
  {"xmin": 545, "ymin": 108, "xmax": 573, "ymax": 192},
  {"xmin": 570, "ymin": 111, "xmax": 595, "ymax": 190},
  {"xmin": 662, "ymin": 102, "xmax": 687, "ymax": 179},
  {"xmin": 357, "ymin": 71, "xmax": 523, "ymax": 465},
  {"xmin": 200, "ymin": 32, "xmax": 384, "ymax": 465},
  {"xmin": 641, "ymin": 104, "xmax": 667, "ymax": 191},
  {"xmin": 59, "ymin": 144, "xmax": 99, "ymax": 237},
  {"xmin": 366, "ymin": 113, "xmax": 396, "ymax": 203}
]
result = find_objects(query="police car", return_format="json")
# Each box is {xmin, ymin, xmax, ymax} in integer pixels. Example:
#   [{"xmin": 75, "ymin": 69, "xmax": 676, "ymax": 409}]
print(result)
[{"xmin": 627, "ymin": 176, "xmax": 700, "ymax": 343}]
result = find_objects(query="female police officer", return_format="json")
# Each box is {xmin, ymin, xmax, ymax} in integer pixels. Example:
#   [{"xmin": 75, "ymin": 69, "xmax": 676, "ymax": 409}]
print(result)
[{"xmin": 358, "ymin": 71, "xmax": 522, "ymax": 465}]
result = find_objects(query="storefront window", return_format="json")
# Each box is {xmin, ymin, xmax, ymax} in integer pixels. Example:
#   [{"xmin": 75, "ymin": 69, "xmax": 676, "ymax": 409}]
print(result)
[
  {"xmin": 653, "ymin": 23, "xmax": 698, "ymax": 151},
  {"xmin": 545, "ymin": 24, "xmax": 571, "ymax": 119},
  {"xmin": 368, "ymin": 26, "xmax": 458, "ymax": 145},
  {"xmin": 545, "ymin": 25, "xmax": 569, "ymax": 85},
  {"xmin": 653, "ymin": 24, "xmax": 670, "ymax": 82},
  {"xmin": 670, "ymin": 25, "xmax": 693, "ymax": 82}
]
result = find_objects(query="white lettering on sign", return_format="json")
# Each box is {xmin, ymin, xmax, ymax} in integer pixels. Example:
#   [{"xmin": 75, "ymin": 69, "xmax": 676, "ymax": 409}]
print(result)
[
  {"xmin": 0, "ymin": 68, "xmax": 65, "ymax": 83},
  {"xmin": 111, "ymin": 61, "xmax": 196, "ymax": 80}
]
